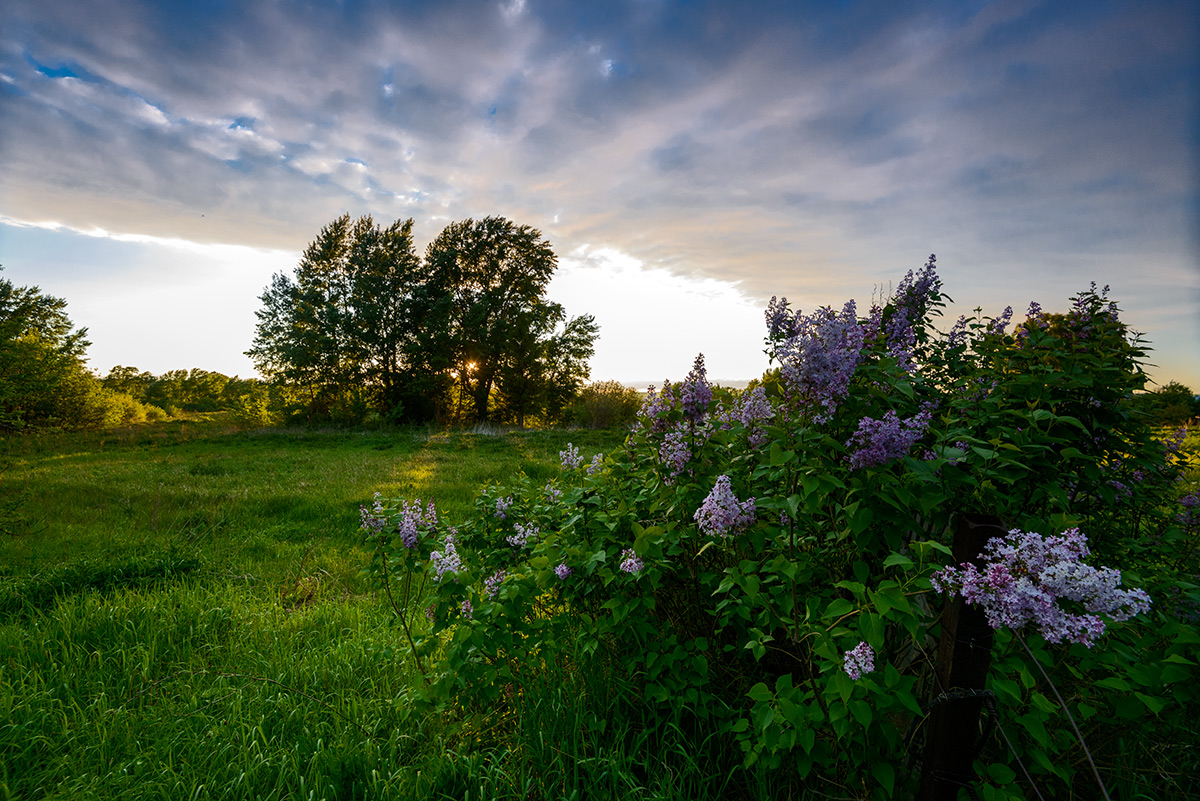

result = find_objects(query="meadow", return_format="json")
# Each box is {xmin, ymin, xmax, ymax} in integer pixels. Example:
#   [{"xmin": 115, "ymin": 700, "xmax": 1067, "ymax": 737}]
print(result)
[{"xmin": 1, "ymin": 419, "xmax": 729, "ymax": 801}]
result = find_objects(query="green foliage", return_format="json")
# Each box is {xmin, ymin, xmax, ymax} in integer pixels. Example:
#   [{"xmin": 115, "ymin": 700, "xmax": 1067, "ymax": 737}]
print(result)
[
  {"xmin": 367, "ymin": 269, "xmax": 1200, "ymax": 798},
  {"xmin": 569, "ymin": 380, "xmax": 644, "ymax": 429},
  {"xmin": 0, "ymin": 421, "xmax": 630, "ymax": 799},
  {"xmin": 1132, "ymin": 380, "xmax": 1200, "ymax": 427},
  {"xmin": 248, "ymin": 215, "xmax": 599, "ymax": 427}
]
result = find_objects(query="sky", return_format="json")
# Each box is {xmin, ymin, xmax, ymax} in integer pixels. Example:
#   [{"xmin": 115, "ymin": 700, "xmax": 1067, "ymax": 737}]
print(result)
[{"xmin": 1, "ymin": 0, "xmax": 1197, "ymax": 389}]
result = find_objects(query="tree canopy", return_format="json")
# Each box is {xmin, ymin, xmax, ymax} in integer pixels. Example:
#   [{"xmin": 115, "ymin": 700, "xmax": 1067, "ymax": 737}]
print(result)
[
  {"xmin": 0, "ymin": 265, "xmax": 111, "ymax": 431},
  {"xmin": 247, "ymin": 215, "xmax": 599, "ymax": 425}
]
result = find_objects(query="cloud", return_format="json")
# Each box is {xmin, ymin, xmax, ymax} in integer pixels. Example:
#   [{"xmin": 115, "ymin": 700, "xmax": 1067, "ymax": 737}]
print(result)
[{"xmin": 0, "ymin": 0, "xmax": 1195, "ymax": 383}]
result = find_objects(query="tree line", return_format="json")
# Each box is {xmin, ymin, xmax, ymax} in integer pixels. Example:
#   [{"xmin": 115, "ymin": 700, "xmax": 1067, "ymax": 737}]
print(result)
[{"xmin": 246, "ymin": 214, "xmax": 599, "ymax": 426}]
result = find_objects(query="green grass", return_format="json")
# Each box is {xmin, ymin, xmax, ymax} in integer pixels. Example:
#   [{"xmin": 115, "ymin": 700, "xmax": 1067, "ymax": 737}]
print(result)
[{"xmin": 0, "ymin": 418, "xmax": 656, "ymax": 801}]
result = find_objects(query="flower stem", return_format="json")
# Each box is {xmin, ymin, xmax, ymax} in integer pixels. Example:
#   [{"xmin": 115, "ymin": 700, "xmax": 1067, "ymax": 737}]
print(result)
[{"xmin": 1016, "ymin": 633, "xmax": 1110, "ymax": 801}]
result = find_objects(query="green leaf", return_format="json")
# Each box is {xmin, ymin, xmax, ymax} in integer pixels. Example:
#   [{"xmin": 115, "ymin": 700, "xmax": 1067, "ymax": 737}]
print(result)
[
  {"xmin": 823, "ymin": 598, "xmax": 855, "ymax": 620},
  {"xmin": 1135, "ymin": 692, "xmax": 1166, "ymax": 715},
  {"xmin": 871, "ymin": 763, "xmax": 895, "ymax": 795},
  {"xmin": 883, "ymin": 552, "xmax": 914, "ymax": 570}
]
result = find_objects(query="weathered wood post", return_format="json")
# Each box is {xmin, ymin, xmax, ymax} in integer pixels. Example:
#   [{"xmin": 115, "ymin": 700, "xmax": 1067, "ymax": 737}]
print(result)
[{"xmin": 918, "ymin": 513, "xmax": 1006, "ymax": 800}]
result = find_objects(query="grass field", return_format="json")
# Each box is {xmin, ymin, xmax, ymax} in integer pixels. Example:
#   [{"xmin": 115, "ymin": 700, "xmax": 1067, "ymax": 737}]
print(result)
[{"xmin": 4, "ymin": 419, "xmax": 745, "ymax": 801}]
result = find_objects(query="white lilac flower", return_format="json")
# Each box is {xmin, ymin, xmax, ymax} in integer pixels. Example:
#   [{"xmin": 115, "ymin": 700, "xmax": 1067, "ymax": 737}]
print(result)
[
  {"xmin": 587, "ymin": 453, "xmax": 604, "ymax": 475},
  {"xmin": 843, "ymin": 641, "xmax": 876, "ymax": 680}
]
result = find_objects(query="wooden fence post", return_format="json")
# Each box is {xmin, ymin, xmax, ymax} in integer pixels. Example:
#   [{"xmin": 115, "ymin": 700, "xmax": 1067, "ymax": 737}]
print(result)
[{"xmin": 918, "ymin": 513, "xmax": 1006, "ymax": 800}]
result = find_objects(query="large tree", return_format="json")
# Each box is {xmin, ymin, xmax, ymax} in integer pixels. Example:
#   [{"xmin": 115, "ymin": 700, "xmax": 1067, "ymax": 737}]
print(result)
[
  {"xmin": 0, "ymin": 265, "xmax": 111, "ymax": 430},
  {"xmin": 248, "ymin": 215, "xmax": 598, "ymax": 425},
  {"xmin": 424, "ymin": 216, "xmax": 597, "ymax": 424},
  {"xmin": 246, "ymin": 214, "xmax": 423, "ymax": 421}
]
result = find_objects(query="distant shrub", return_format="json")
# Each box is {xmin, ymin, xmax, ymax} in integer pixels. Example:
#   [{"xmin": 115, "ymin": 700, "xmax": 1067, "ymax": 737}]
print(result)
[{"xmin": 569, "ymin": 380, "xmax": 643, "ymax": 429}]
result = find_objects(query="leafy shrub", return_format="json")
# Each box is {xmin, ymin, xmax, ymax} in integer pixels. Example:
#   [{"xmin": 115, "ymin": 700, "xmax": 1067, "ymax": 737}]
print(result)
[
  {"xmin": 569, "ymin": 380, "xmax": 644, "ymax": 429},
  {"xmin": 365, "ymin": 259, "xmax": 1199, "ymax": 799}
]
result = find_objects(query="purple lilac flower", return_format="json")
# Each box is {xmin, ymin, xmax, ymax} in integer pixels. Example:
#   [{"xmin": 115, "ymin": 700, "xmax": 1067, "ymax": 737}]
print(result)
[
  {"xmin": 930, "ymin": 528, "xmax": 1152, "ymax": 647},
  {"xmin": 694, "ymin": 475, "xmax": 756, "ymax": 539},
  {"xmin": 425, "ymin": 603, "xmax": 436, "ymax": 623},
  {"xmin": 559, "ymin": 443, "xmax": 582, "ymax": 470},
  {"xmin": 679, "ymin": 354, "xmax": 714, "ymax": 421},
  {"xmin": 484, "ymin": 569, "xmax": 507, "ymax": 599},
  {"xmin": 775, "ymin": 300, "xmax": 870, "ymax": 423},
  {"xmin": 946, "ymin": 315, "xmax": 969, "ymax": 347},
  {"xmin": 843, "ymin": 641, "xmax": 876, "ymax": 680},
  {"xmin": 587, "ymin": 453, "xmax": 604, "ymax": 475},
  {"xmin": 734, "ymin": 386, "xmax": 775, "ymax": 448},
  {"xmin": 460, "ymin": 599, "xmax": 473, "ymax": 619},
  {"xmin": 659, "ymin": 425, "xmax": 691, "ymax": 478},
  {"xmin": 507, "ymin": 523, "xmax": 540, "ymax": 548},
  {"xmin": 988, "ymin": 306, "xmax": 1014, "ymax": 335},
  {"xmin": 494, "ymin": 495, "xmax": 513, "ymax": 520},
  {"xmin": 634, "ymin": 382, "xmax": 676, "ymax": 435},
  {"xmin": 1178, "ymin": 491, "xmax": 1200, "ymax": 528},
  {"xmin": 397, "ymin": 499, "xmax": 438, "ymax": 549},
  {"xmin": 1162, "ymin": 428, "xmax": 1188, "ymax": 456},
  {"xmin": 619, "ymin": 548, "xmax": 644, "ymax": 575},
  {"xmin": 431, "ymin": 533, "xmax": 462, "ymax": 580},
  {"xmin": 765, "ymin": 295, "xmax": 795, "ymax": 341},
  {"xmin": 845, "ymin": 406, "xmax": 934, "ymax": 470},
  {"xmin": 545, "ymin": 482, "xmax": 562, "ymax": 502},
  {"xmin": 555, "ymin": 562, "xmax": 572, "ymax": 580},
  {"xmin": 885, "ymin": 257, "xmax": 941, "ymax": 369},
  {"xmin": 359, "ymin": 498, "xmax": 386, "ymax": 537}
]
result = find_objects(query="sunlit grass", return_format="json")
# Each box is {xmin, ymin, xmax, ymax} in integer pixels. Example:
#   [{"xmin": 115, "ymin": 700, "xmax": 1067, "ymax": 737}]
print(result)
[{"xmin": 0, "ymin": 419, "xmax": 634, "ymax": 800}]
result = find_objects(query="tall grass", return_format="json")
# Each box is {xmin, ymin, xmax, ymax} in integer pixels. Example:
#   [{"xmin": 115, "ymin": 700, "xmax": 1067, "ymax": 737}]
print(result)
[{"xmin": 0, "ymin": 419, "xmax": 635, "ymax": 800}]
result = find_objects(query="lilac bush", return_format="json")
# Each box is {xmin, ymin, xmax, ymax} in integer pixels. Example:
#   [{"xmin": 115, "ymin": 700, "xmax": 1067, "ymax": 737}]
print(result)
[{"xmin": 362, "ymin": 261, "xmax": 1198, "ymax": 800}]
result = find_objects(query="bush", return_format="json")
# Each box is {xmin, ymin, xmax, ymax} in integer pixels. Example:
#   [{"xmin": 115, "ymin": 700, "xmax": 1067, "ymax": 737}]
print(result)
[
  {"xmin": 569, "ymin": 380, "xmax": 643, "ymax": 429},
  {"xmin": 365, "ymin": 261, "xmax": 1200, "ymax": 799}
]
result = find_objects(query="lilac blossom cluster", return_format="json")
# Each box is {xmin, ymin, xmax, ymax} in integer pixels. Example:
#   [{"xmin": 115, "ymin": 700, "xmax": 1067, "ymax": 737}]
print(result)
[
  {"xmin": 359, "ymin": 493, "xmax": 385, "ymax": 537},
  {"xmin": 988, "ymin": 306, "xmax": 1014, "ymax": 336},
  {"xmin": 1178, "ymin": 491, "xmax": 1200, "ymax": 528},
  {"xmin": 430, "ymin": 532, "xmax": 462, "ymax": 580},
  {"xmin": 885, "ymin": 257, "xmax": 940, "ymax": 369},
  {"xmin": 619, "ymin": 548, "xmax": 644, "ymax": 575},
  {"xmin": 930, "ymin": 528, "xmax": 1152, "ymax": 647},
  {"xmin": 720, "ymin": 386, "xmax": 774, "ymax": 448},
  {"xmin": 555, "ymin": 562, "xmax": 572, "ymax": 580},
  {"xmin": 694, "ymin": 475, "xmax": 756, "ymax": 539},
  {"xmin": 397, "ymin": 499, "xmax": 438, "ymax": 549},
  {"xmin": 946, "ymin": 315, "xmax": 969, "ymax": 347},
  {"xmin": 845, "ymin": 406, "xmax": 934, "ymax": 470},
  {"xmin": 634, "ymin": 383, "xmax": 675, "ymax": 435},
  {"xmin": 559, "ymin": 443, "xmax": 581, "ymax": 470},
  {"xmin": 773, "ymin": 300, "xmax": 871, "ymax": 423},
  {"xmin": 658, "ymin": 427, "xmax": 692, "ymax": 479},
  {"xmin": 679, "ymin": 354, "xmax": 714, "ymax": 422},
  {"xmin": 587, "ymin": 453, "xmax": 605, "ymax": 475},
  {"xmin": 494, "ymin": 495, "xmax": 513, "ymax": 520},
  {"xmin": 506, "ymin": 523, "xmax": 540, "ymax": 548},
  {"xmin": 461, "ymin": 599, "xmax": 473, "ymax": 619},
  {"xmin": 545, "ymin": 483, "xmax": 562, "ymax": 502},
  {"xmin": 843, "ymin": 641, "xmax": 876, "ymax": 680},
  {"xmin": 484, "ymin": 569, "xmax": 507, "ymax": 599}
]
